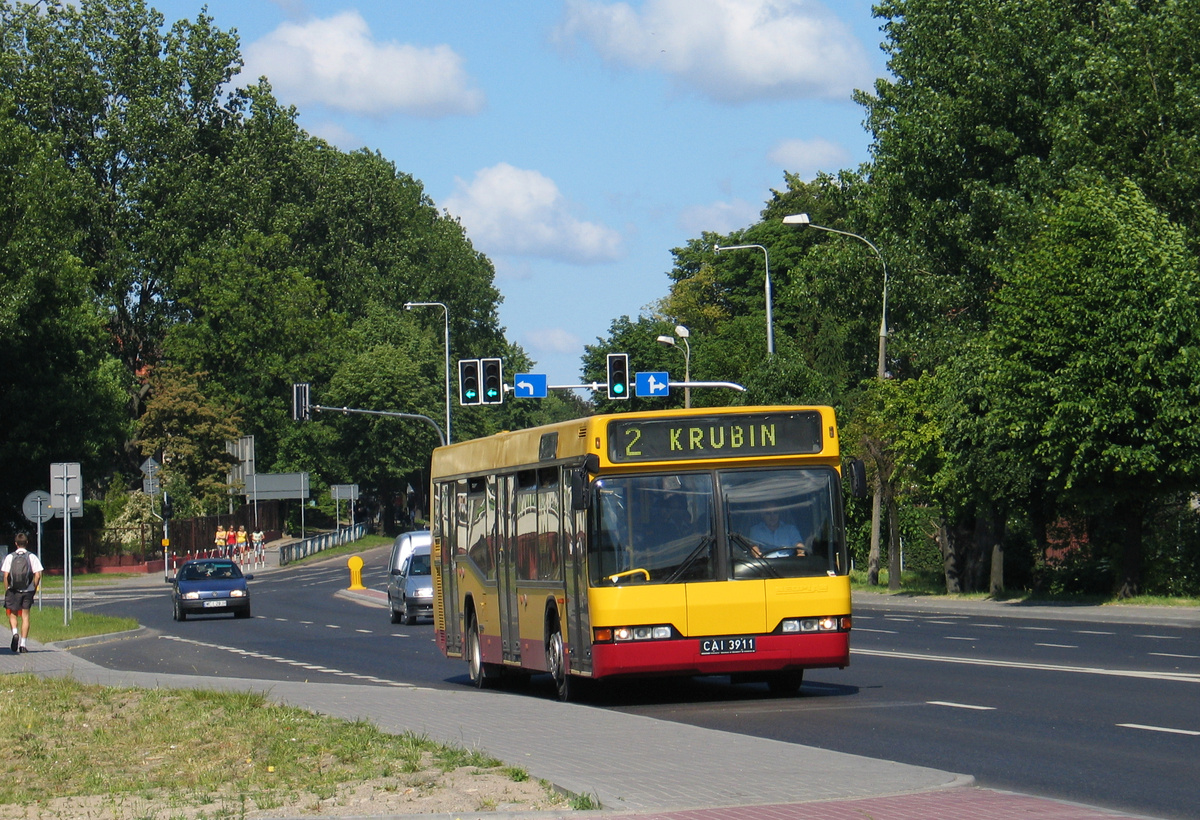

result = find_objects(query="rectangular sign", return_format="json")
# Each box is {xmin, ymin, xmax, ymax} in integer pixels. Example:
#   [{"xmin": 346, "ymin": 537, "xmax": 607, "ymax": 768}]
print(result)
[
  {"xmin": 635, "ymin": 372, "xmax": 670, "ymax": 397},
  {"xmin": 607, "ymin": 412, "xmax": 823, "ymax": 463},
  {"xmin": 512, "ymin": 373, "xmax": 548, "ymax": 398},
  {"xmin": 244, "ymin": 472, "xmax": 309, "ymax": 500}
]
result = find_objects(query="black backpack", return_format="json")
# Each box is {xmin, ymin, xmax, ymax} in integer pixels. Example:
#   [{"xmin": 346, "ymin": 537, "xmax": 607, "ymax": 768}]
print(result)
[{"xmin": 8, "ymin": 552, "xmax": 32, "ymax": 591}]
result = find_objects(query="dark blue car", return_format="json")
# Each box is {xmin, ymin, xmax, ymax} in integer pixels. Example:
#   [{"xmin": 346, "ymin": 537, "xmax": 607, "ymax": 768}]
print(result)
[{"xmin": 168, "ymin": 559, "xmax": 253, "ymax": 620}]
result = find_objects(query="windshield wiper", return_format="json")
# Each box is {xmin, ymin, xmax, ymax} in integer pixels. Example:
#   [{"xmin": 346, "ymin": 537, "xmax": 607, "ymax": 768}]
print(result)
[{"xmin": 664, "ymin": 536, "xmax": 714, "ymax": 584}]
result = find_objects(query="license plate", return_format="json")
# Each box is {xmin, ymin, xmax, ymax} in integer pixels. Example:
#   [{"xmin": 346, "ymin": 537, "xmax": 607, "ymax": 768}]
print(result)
[
  {"xmin": 700, "ymin": 636, "xmax": 756, "ymax": 655},
  {"xmin": 203, "ymin": 600, "xmax": 227, "ymax": 608}
]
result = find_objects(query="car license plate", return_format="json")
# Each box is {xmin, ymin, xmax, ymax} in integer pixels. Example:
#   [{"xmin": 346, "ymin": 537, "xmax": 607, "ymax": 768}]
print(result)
[
  {"xmin": 700, "ymin": 636, "xmax": 756, "ymax": 655},
  {"xmin": 203, "ymin": 600, "xmax": 227, "ymax": 608}
]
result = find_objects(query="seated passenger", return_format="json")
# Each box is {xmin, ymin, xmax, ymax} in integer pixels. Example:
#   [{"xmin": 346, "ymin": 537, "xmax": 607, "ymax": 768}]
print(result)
[{"xmin": 748, "ymin": 508, "xmax": 807, "ymax": 558}]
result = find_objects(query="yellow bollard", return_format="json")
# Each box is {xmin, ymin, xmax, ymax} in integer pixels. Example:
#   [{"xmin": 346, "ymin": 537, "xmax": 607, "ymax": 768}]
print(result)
[{"xmin": 347, "ymin": 555, "xmax": 366, "ymax": 590}]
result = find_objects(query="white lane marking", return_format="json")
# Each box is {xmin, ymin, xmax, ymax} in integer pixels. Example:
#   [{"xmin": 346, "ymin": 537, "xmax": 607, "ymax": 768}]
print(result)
[
  {"xmin": 355, "ymin": 629, "xmax": 372, "ymax": 634},
  {"xmin": 1151, "ymin": 652, "xmax": 1200, "ymax": 660},
  {"xmin": 928, "ymin": 701, "xmax": 996, "ymax": 711},
  {"xmin": 326, "ymin": 624, "xmax": 341, "ymax": 629},
  {"xmin": 1074, "ymin": 630, "xmax": 1115, "ymax": 635},
  {"xmin": 1035, "ymin": 643, "xmax": 1078, "ymax": 649},
  {"xmin": 970, "ymin": 623, "xmax": 1005, "ymax": 629},
  {"xmin": 855, "ymin": 628, "xmax": 898, "ymax": 634},
  {"xmin": 927, "ymin": 620, "xmax": 960, "ymax": 625},
  {"xmin": 883, "ymin": 616, "xmax": 914, "ymax": 621},
  {"xmin": 1118, "ymin": 723, "xmax": 1200, "ymax": 737},
  {"xmin": 944, "ymin": 636, "xmax": 978, "ymax": 641},
  {"xmin": 158, "ymin": 635, "xmax": 411, "ymax": 687},
  {"xmin": 851, "ymin": 647, "xmax": 1200, "ymax": 684},
  {"xmin": 1136, "ymin": 634, "xmax": 1180, "ymax": 640},
  {"xmin": 1019, "ymin": 626, "xmax": 1054, "ymax": 631}
]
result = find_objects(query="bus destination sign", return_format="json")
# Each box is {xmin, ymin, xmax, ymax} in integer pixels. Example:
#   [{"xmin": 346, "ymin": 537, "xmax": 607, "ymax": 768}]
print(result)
[{"xmin": 608, "ymin": 411, "xmax": 823, "ymax": 463}]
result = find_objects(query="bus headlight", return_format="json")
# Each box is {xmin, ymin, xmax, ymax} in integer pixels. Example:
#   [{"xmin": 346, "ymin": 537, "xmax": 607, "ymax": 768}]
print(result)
[
  {"xmin": 780, "ymin": 616, "xmax": 846, "ymax": 633},
  {"xmin": 596, "ymin": 625, "xmax": 674, "ymax": 642}
]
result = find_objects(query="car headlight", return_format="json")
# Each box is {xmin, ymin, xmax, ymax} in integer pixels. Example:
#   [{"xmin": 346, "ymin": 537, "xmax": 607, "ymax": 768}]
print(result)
[
  {"xmin": 416, "ymin": 587, "xmax": 433, "ymax": 598},
  {"xmin": 182, "ymin": 591, "xmax": 200, "ymax": 600},
  {"xmin": 229, "ymin": 589, "xmax": 247, "ymax": 598}
]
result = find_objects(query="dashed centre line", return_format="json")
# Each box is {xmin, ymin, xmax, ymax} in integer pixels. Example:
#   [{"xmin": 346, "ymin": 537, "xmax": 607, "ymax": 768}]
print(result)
[
  {"xmin": 1118, "ymin": 723, "xmax": 1200, "ymax": 737},
  {"xmin": 158, "ymin": 635, "xmax": 412, "ymax": 687},
  {"xmin": 928, "ymin": 701, "xmax": 996, "ymax": 711}
]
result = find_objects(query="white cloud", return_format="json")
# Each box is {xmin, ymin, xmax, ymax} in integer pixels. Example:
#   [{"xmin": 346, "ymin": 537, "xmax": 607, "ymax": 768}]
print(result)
[
  {"xmin": 768, "ymin": 137, "xmax": 851, "ymax": 176},
  {"xmin": 524, "ymin": 328, "xmax": 584, "ymax": 356},
  {"xmin": 243, "ymin": 11, "xmax": 485, "ymax": 117},
  {"xmin": 444, "ymin": 163, "xmax": 624, "ymax": 264},
  {"xmin": 678, "ymin": 198, "xmax": 760, "ymax": 235},
  {"xmin": 554, "ymin": 0, "xmax": 872, "ymax": 103}
]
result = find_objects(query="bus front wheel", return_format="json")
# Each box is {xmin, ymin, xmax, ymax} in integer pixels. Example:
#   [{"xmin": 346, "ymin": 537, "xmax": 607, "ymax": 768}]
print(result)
[{"xmin": 767, "ymin": 670, "xmax": 804, "ymax": 696}]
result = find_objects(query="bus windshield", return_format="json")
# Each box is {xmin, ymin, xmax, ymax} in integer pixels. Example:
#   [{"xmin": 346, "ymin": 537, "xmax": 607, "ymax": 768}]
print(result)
[{"xmin": 589, "ymin": 467, "xmax": 843, "ymax": 586}]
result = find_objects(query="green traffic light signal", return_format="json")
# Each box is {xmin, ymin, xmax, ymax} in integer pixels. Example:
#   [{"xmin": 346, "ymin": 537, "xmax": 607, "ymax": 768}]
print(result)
[
  {"xmin": 607, "ymin": 353, "xmax": 629, "ymax": 400},
  {"xmin": 481, "ymin": 358, "xmax": 504, "ymax": 405},
  {"xmin": 459, "ymin": 359, "xmax": 481, "ymax": 405}
]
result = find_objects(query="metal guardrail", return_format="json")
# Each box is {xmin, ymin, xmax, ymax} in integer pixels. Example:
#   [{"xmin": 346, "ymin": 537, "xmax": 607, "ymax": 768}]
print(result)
[{"xmin": 278, "ymin": 523, "xmax": 369, "ymax": 566}]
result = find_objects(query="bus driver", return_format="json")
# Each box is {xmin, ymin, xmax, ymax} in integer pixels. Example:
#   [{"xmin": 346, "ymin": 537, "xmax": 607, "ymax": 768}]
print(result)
[{"xmin": 748, "ymin": 507, "xmax": 807, "ymax": 559}]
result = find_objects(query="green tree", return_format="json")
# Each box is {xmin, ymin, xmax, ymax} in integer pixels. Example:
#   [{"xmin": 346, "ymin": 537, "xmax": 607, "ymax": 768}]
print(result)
[
  {"xmin": 136, "ymin": 365, "xmax": 242, "ymax": 514},
  {"xmin": 0, "ymin": 94, "xmax": 128, "ymax": 530},
  {"xmin": 987, "ymin": 181, "xmax": 1200, "ymax": 597}
]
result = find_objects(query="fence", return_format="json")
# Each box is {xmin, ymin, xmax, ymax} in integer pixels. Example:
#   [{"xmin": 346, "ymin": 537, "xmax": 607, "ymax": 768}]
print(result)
[{"xmin": 278, "ymin": 523, "xmax": 369, "ymax": 566}]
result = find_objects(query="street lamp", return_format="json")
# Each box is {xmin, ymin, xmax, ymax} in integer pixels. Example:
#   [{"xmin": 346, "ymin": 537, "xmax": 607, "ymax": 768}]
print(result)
[
  {"xmin": 713, "ymin": 243, "xmax": 774, "ymax": 355},
  {"xmin": 403, "ymin": 301, "xmax": 451, "ymax": 445},
  {"xmin": 656, "ymin": 324, "xmax": 691, "ymax": 408},
  {"xmin": 784, "ymin": 212, "xmax": 891, "ymax": 587},
  {"xmin": 783, "ymin": 213, "xmax": 889, "ymax": 379}
]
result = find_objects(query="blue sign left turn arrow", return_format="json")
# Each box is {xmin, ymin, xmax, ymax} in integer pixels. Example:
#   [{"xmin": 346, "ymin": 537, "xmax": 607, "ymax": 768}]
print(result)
[{"xmin": 513, "ymin": 373, "xmax": 548, "ymax": 398}]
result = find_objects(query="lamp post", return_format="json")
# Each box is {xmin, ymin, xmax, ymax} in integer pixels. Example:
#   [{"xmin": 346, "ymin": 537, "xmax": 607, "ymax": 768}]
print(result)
[
  {"xmin": 403, "ymin": 301, "xmax": 451, "ymax": 445},
  {"xmin": 656, "ymin": 324, "xmax": 691, "ymax": 408},
  {"xmin": 783, "ymin": 213, "xmax": 892, "ymax": 587},
  {"xmin": 713, "ymin": 243, "xmax": 774, "ymax": 355},
  {"xmin": 783, "ymin": 214, "xmax": 889, "ymax": 379}
]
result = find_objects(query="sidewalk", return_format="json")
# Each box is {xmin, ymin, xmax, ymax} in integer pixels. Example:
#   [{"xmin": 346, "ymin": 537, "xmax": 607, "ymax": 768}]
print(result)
[{"xmin": 2, "ymin": 557, "xmax": 1173, "ymax": 819}]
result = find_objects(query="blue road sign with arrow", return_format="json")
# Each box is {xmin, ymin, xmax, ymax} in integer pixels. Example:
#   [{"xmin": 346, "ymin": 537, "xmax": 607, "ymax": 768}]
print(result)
[
  {"xmin": 513, "ymin": 373, "xmax": 548, "ymax": 398},
  {"xmin": 635, "ymin": 371, "xmax": 670, "ymax": 398}
]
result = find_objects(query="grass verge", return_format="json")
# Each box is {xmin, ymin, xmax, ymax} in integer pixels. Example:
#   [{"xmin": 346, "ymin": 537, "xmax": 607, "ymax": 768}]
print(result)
[
  {"xmin": 25, "ymin": 608, "xmax": 139, "ymax": 644},
  {"xmin": 0, "ymin": 674, "xmax": 565, "ymax": 816}
]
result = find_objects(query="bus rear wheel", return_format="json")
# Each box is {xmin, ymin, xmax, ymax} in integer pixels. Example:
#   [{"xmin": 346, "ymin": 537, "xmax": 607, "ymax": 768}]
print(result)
[{"xmin": 467, "ymin": 616, "xmax": 498, "ymax": 689}]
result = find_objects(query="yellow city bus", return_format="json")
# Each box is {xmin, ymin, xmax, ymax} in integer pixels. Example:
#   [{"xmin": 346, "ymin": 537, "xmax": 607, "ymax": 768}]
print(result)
[{"xmin": 431, "ymin": 405, "xmax": 864, "ymax": 700}]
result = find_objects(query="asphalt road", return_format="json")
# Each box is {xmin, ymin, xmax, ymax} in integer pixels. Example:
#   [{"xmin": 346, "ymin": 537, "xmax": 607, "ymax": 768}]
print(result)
[{"xmin": 66, "ymin": 548, "xmax": 1200, "ymax": 819}]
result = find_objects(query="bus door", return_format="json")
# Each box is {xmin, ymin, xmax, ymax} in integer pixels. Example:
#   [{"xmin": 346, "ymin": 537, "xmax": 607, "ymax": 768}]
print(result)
[
  {"xmin": 438, "ymin": 480, "xmax": 462, "ymax": 657},
  {"xmin": 496, "ymin": 474, "xmax": 521, "ymax": 664},
  {"xmin": 564, "ymin": 482, "xmax": 592, "ymax": 675}
]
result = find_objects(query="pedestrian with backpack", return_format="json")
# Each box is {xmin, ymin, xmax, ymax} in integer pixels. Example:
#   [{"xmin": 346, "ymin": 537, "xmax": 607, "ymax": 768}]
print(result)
[{"xmin": 3, "ymin": 533, "xmax": 43, "ymax": 653}]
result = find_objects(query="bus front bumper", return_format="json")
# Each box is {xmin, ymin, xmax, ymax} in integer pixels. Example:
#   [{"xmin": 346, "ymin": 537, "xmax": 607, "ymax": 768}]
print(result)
[{"xmin": 590, "ymin": 631, "xmax": 849, "ymax": 679}]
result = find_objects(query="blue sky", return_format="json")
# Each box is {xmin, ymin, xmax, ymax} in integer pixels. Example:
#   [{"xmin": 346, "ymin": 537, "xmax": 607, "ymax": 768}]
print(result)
[{"xmin": 149, "ymin": 0, "xmax": 890, "ymax": 385}]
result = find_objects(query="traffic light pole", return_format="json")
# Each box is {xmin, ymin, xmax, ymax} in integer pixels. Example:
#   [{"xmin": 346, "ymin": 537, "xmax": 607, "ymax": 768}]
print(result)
[{"xmin": 310, "ymin": 404, "xmax": 446, "ymax": 447}]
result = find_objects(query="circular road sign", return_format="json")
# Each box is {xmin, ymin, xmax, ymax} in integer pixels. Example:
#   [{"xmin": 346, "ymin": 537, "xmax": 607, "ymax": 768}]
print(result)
[{"xmin": 22, "ymin": 490, "xmax": 54, "ymax": 524}]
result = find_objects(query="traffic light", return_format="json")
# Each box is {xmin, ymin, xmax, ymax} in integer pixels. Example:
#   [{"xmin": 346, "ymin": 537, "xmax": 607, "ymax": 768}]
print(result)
[
  {"xmin": 459, "ymin": 359, "xmax": 481, "ymax": 405},
  {"xmin": 607, "ymin": 353, "xmax": 630, "ymax": 400},
  {"xmin": 161, "ymin": 492, "xmax": 174, "ymax": 520},
  {"xmin": 481, "ymin": 358, "xmax": 504, "ymax": 404},
  {"xmin": 292, "ymin": 383, "xmax": 311, "ymax": 421}
]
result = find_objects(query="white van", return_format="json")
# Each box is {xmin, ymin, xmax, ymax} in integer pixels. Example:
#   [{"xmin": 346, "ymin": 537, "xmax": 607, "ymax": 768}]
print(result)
[{"xmin": 387, "ymin": 530, "xmax": 431, "ymax": 623}]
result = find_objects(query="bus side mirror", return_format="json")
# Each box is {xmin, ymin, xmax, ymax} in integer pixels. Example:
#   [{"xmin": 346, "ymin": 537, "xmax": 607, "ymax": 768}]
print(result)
[
  {"xmin": 847, "ymin": 459, "xmax": 868, "ymax": 499},
  {"xmin": 570, "ymin": 454, "xmax": 601, "ymax": 511}
]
